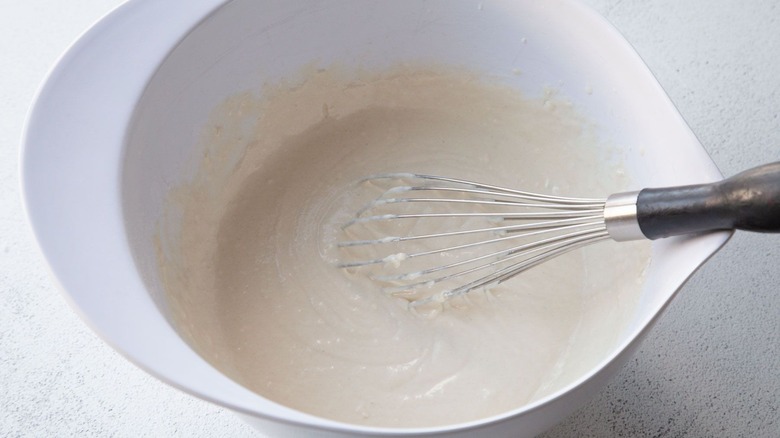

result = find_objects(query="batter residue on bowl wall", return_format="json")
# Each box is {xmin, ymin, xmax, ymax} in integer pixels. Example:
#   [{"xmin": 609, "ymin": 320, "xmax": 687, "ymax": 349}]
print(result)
[{"xmin": 156, "ymin": 66, "xmax": 651, "ymax": 427}]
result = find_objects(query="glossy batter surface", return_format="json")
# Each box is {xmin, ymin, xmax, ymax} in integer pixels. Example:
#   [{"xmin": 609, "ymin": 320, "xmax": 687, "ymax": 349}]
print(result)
[{"xmin": 157, "ymin": 68, "xmax": 651, "ymax": 427}]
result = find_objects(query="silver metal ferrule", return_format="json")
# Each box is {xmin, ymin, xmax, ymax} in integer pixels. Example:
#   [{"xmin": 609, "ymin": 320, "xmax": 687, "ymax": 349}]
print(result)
[{"xmin": 604, "ymin": 191, "xmax": 646, "ymax": 241}]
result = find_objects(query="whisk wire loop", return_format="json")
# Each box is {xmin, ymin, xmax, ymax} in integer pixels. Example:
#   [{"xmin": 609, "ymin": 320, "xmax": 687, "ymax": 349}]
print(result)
[{"xmin": 337, "ymin": 173, "xmax": 611, "ymax": 306}]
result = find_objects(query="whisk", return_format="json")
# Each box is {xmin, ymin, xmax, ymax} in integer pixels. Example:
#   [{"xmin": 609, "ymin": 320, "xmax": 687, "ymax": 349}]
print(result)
[{"xmin": 337, "ymin": 162, "xmax": 780, "ymax": 307}]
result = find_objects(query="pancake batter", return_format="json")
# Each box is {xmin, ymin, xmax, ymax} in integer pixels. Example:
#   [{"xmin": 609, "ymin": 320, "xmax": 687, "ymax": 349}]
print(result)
[{"xmin": 156, "ymin": 67, "xmax": 651, "ymax": 427}]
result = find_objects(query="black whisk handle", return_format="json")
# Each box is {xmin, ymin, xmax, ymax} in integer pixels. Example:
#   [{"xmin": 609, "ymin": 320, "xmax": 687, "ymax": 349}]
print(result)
[{"xmin": 636, "ymin": 162, "xmax": 780, "ymax": 239}]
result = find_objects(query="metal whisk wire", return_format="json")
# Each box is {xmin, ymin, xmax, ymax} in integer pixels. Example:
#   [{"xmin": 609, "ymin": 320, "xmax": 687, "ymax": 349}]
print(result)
[{"xmin": 337, "ymin": 173, "xmax": 611, "ymax": 307}]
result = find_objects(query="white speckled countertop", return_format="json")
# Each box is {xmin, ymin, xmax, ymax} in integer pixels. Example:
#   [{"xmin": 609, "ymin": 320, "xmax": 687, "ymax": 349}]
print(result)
[{"xmin": 1, "ymin": 1, "xmax": 777, "ymax": 436}]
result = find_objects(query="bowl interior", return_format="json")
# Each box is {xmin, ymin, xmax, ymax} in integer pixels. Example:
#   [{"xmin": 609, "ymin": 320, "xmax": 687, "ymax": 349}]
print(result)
[{"xmin": 126, "ymin": 0, "xmax": 724, "ymax": 350}]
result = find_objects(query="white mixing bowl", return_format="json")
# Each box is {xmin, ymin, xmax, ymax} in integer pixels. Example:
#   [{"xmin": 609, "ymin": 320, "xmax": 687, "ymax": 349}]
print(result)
[{"xmin": 22, "ymin": 0, "xmax": 730, "ymax": 436}]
